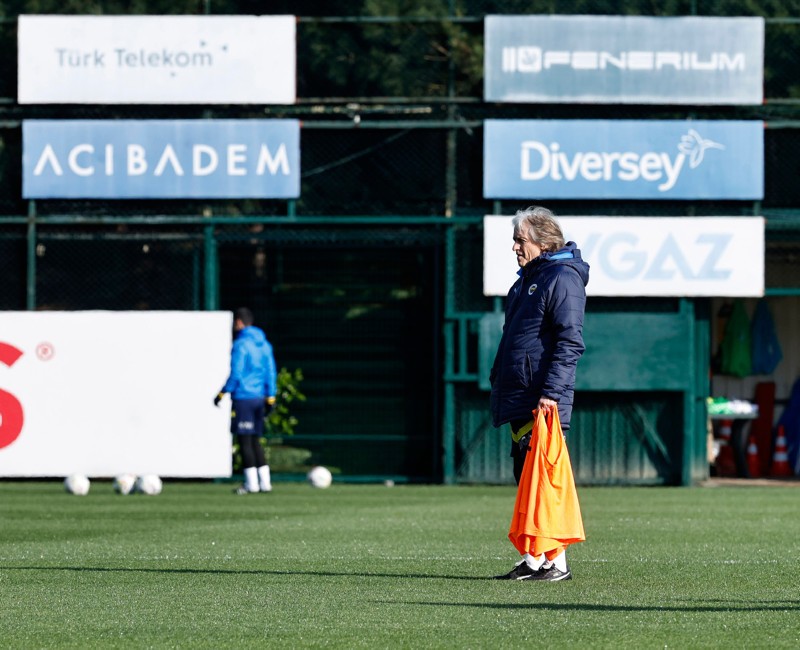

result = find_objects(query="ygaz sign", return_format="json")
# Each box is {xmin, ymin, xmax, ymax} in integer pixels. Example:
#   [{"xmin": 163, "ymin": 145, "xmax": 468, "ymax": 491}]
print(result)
[{"xmin": 483, "ymin": 216, "xmax": 764, "ymax": 297}]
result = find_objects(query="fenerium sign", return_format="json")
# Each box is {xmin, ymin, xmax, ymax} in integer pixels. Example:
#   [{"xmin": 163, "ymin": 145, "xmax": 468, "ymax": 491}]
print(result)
[
  {"xmin": 485, "ymin": 15, "xmax": 764, "ymax": 104},
  {"xmin": 483, "ymin": 120, "xmax": 763, "ymax": 200},
  {"xmin": 22, "ymin": 120, "xmax": 300, "ymax": 199}
]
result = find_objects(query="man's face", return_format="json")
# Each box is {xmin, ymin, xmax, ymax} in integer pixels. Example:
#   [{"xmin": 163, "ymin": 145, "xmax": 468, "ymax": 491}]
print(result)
[{"xmin": 512, "ymin": 229, "xmax": 543, "ymax": 268}]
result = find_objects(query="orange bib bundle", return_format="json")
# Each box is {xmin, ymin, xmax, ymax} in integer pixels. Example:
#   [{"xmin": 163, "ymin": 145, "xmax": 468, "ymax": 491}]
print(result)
[{"xmin": 508, "ymin": 408, "xmax": 585, "ymax": 557}]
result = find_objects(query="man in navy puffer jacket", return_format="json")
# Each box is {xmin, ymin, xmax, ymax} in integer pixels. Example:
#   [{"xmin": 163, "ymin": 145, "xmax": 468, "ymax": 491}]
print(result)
[{"xmin": 490, "ymin": 206, "xmax": 589, "ymax": 582}]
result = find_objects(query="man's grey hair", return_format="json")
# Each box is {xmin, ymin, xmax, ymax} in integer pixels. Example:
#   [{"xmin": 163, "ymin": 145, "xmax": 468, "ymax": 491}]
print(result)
[{"xmin": 511, "ymin": 206, "xmax": 565, "ymax": 253}]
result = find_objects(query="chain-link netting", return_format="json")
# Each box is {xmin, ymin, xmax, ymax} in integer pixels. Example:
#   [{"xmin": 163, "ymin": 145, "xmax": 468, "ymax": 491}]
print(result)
[
  {"xmin": 1, "ymin": 13, "xmax": 799, "ymax": 218},
  {"xmin": 215, "ymin": 228, "xmax": 443, "ymax": 479},
  {"xmin": 0, "ymin": 126, "xmax": 22, "ymax": 215},
  {"xmin": 32, "ymin": 225, "xmax": 206, "ymax": 310},
  {"xmin": 3, "ymin": 5, "xmax": 800, "ymax": 480},
  {"xmin": 298, "ymin": 128, "xmax": 450, "ymax": 215},
  {"xmin": 766, "ymin": 226, "xmax": 800, "ymax": 288},
  {"xmin": 0, "ymin": 225, "xmax": 26, "ymax": 310},
  {"xmin": 0, "ymin": 21, "xmax": 16, "ymax": 100}
]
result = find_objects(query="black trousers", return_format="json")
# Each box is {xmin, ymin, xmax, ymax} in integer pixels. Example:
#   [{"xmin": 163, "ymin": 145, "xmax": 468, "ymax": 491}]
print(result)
[
  {"xmin": 509, "ymin": 420, "xmax": 570, "ymax": 485},
  {"xmin": 511, "ymin": 440, "xmax": 527, "ymax": 486},
  {"xmin": 238, "ymin": 434, "xmax": 266, "ymax": 469}
]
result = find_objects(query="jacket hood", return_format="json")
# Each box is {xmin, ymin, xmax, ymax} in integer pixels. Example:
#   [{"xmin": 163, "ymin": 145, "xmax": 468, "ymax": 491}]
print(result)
[
  {"xmin": 237, "ymin": 325, "xmax": 267, "ymax": 343},
  {"xmin": 522, "ymin": 241, "xmax": 590, "ymax": 287}
]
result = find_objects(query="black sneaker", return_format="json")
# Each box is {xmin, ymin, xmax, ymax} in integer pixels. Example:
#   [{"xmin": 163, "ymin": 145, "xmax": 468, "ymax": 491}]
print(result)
[
  {"xmin": 523, "ymin": 564, "xmax": 572, "ymax": 581},
  {"xmin": 492, "ymin": 562, "xmax": 539, "ymax": 580}
]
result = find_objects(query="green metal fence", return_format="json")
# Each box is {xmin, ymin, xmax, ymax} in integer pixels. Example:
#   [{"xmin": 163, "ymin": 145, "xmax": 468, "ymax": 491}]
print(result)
[{"xmin": 2, "ymin": 5, "xmax": 800, "ymax": 483}]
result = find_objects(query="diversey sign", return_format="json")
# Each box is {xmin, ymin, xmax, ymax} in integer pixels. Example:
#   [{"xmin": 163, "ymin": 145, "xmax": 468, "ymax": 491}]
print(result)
[
  {"xmin": 485, "ymin": 15, "xmax": 764, "ymax": 104},
  {"xmin": 483, "ymin": 120, "xmax": 763, "ymax": 200},
  {"xmin": 18, "ymin": 15, "xmax": 296, "ymax": 104},
  {"xmin": 483, "ymin": 216, "xmax": 764, "ymax": 297},
  {"xmin": 23, "ymin": 120, "xmax": 300, "ymax": 199}
]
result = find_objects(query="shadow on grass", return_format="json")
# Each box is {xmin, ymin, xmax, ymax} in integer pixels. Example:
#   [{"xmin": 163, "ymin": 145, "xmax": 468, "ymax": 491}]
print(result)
[
  {"xmin": 2, "ymin": 566, "xmax": 492, "ymax": 581},
  {"xmin": 9, "ymin": 567, "xmax": 800, "ymax": 612},
  {"xmin": 383, "ymin": 600, "xmax": 800, "ymax": 612}
]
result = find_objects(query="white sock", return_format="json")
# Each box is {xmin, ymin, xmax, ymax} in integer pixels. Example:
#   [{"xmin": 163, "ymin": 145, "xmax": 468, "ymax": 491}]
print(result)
[
  {"xmin": 550, "ymin": 550, "xmax": 568, "ymax": 572},
  {"xmin": 244, "ymin": 467, "xmax": 259, "ymax": 492},
  {"xmin": 519, "ymin": 553, "xmax": 545, "ymax": 570},
  {"xmin": 257, "ymin": 465, "xmax": 272, "ymax": 492}
]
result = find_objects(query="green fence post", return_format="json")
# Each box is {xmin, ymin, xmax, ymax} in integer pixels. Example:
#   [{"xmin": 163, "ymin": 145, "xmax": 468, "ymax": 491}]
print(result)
[
  {"xmin": 681, "ymin": 298, "xmax": 697, "ymax": 486},
  {"xmin": 694, "ymin": 299, "xmax": 711, "ymax": 484},
  {"xmin": 442, "ymin": 225, "xmax": 457, "ymax": 484},
  {"xmin": 443, "ymin": 321, "xmax": 456, "ymax": 485},
  {"xmin": 203, "ymin": 208, "xmax": 218, "ymax": 311},
  {"xmin": 26, "ymin": 200, "xmax": 36, "ymax": 310}
]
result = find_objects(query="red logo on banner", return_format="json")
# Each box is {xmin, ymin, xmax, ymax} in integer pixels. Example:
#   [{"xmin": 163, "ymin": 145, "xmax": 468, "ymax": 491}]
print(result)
[
  {"xmin": 0, "ymin": 342, "xmax": 24, "ymax": 450},
  {"xmin": 36, "ymin": 342, "xmax": 55, "ymax": 361}
]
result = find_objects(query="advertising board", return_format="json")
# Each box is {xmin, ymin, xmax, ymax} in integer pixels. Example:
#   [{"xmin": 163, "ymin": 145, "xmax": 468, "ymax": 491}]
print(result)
[
  {"xmin": 18, "ymin": 15, "xmax": 296, "ymax": 104},
  {"xmin": 23, "ymin": 119, "xmax": 300, "ymax": 199},
  {"xmin": 0, "ymin": 312, "xmax": 233, "ymax": 477},
  {"xmin": 484, "ymin": 120, "xmax": 763, "ymax": 200},
  {"xmin": 483, "ymin": 216, "xmax": 764, "ymax": 297},
  {"xmin": 485, "ymin": 15, "xmax": 764, "ymax": 104}
]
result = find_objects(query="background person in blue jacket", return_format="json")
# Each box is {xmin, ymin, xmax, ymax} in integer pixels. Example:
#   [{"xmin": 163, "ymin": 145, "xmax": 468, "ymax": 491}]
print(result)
[
  {"xmin": 215, "ymin": 307, "xmax": 278, "ymax": 494},
  {"xmin": 490, "ymin": 206, "xmax": 590, "ymax": 582}
]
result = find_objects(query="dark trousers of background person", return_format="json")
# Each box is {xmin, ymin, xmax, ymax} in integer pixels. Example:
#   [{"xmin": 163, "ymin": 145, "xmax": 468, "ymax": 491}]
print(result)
[
  {"xmin": 231, "ymin": 397, "xmax": 272, "ymax": 492},
  {"xmin": 238, "ymin": 434, "xmax": 266, "ymax": 469}
]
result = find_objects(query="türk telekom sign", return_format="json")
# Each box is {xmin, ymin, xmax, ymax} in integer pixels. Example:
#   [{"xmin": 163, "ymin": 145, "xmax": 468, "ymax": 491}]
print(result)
[
  {"xmin": 17, "ymin": 15, "xmax": 296, "ymax": 104},
  {"xmin": 485, "ymin": 15, "xmax": 764, "ymax": 104},
  {"xmin": 483, "ymin": 120, "xmax": 763, "ymax": 200},
  {"xmin": 483, "ymin": 216, "xmax": 764, "ymax": 297},
  {"xmin": 0, "ymin": 312, "xmax": 233, "ymax": 477},
  {"xmin": 23, "ymin": 119, "xmax": 300, "ymax": 199}
]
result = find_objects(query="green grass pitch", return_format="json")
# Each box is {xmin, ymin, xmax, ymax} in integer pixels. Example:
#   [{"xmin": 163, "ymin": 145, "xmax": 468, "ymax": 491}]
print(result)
[{"xmin": 2, "ymin": 480, "xmax": 799, "ymax": 648}]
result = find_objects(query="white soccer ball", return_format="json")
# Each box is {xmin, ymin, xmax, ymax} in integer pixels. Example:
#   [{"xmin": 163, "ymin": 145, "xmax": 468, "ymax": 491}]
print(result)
[
  {"xmin": 113, "ymin": 473, "xmax": 137, "ymax": 495},
  {"xmin": 307, "ymin": 465, "xmax": 333, "ymax": 489},
  {"xmin": 135, "ymin": 474, "xmax": 163, "ymax": 496},
  {"xmin": 64, "ymin": 473, "xmax": 90, "ymax": 495}
]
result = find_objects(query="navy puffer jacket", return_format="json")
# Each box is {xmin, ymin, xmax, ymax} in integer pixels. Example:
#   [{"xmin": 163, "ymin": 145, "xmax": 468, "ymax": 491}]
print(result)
[{"xmin": 490, "ymin": 242, "xmax": 589, "ymax": 430}]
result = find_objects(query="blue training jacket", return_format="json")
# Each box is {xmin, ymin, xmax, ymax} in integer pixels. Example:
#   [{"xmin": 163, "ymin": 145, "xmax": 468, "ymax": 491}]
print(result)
[
  {"xmin": 490, "ymin": 242, "xmax": 590, "ymax": 430},
  {"xmin": 222, "ymin": 326, "xmax": 277, "ymax": 401}
]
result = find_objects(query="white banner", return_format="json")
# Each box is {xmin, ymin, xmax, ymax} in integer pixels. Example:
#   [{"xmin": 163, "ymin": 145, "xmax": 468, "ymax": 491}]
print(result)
[
  {"xmin": 484, "ymin": 216, "xmax": 764, "ymax": 297},
  {"xmin": 0, "ymin": 312, "xmax": 233, "ymax": 477},
  {"xmin": 18, "ymin": 15, "xmax": 296, "ymax": 104},
  {"xmin": 485, "ymin": 15, "xmax": 764, "ymax": 105}
]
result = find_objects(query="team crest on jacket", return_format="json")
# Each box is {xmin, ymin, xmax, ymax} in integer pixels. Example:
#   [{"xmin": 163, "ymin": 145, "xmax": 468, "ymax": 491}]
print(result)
[{"xmin": 528, "ymin": 284, "xmax": 537, "ymax": 295}]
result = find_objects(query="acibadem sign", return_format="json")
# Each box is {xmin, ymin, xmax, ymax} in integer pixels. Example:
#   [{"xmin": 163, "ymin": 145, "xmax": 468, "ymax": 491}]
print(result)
[
  {"xmin": 483, "ymin": 120, "xmax": 763, "ymax": 200},
  {"xmin": 485, "ymin": 15, "xmax": 764, "ymax": 104},
  {"xmin": 22, "ymin": 120, "xmax": 300, "ymax": 199}
]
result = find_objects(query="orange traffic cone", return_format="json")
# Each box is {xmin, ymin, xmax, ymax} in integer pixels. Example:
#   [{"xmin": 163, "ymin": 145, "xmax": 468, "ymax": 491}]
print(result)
[
  {"xmin": 716, "ymin": 419, "xmax": 737, "ymax": 477},
  {"xmin": 770, "ymin": 425, "xmax": 793, "ymax": 477},
  {"xmin": 747, "ymin": 436, "xmax": 760, "ymax": 477}
]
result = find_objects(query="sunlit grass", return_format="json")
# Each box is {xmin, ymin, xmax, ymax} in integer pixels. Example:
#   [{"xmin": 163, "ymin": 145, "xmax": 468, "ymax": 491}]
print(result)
[{"xmin": 1, "ymin": 481, "xmax": 799, "ymax": 648}]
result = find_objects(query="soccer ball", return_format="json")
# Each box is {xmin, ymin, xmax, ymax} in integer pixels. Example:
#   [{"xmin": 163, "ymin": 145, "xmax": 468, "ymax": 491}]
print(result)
[
  {"xmin": 64, "ymin": 473, "xmax": 90, "ymax": 495},
  {"xmin": 135, "ymin": 474, "xmax": 163, "ymax": 496},
  {"xmin": 113, "ymin": 473, "xmax": 137, "ymax": 495},
  {"xmin": 307, "ymin": 466, "xmax": 333, "ymax": 489}
]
